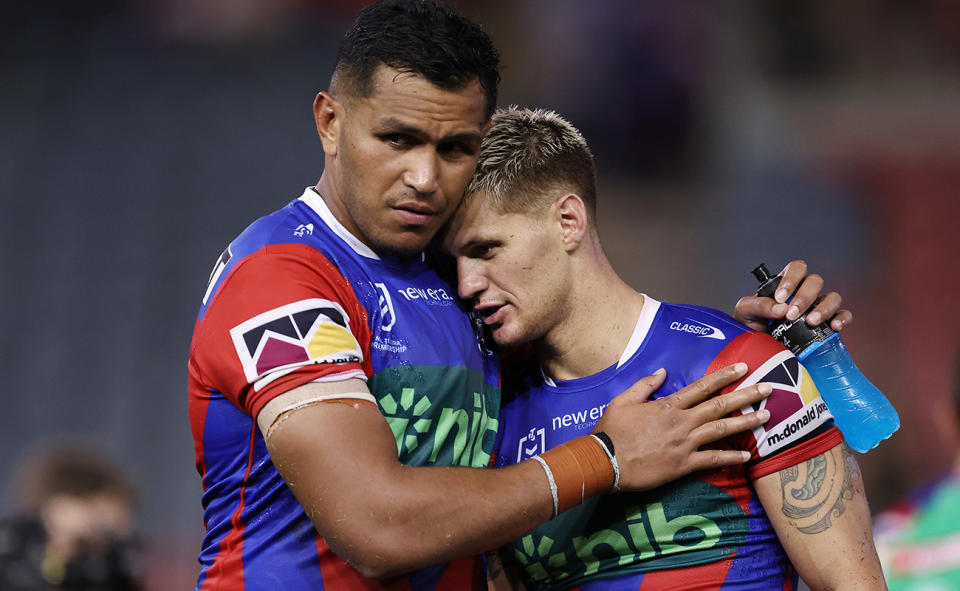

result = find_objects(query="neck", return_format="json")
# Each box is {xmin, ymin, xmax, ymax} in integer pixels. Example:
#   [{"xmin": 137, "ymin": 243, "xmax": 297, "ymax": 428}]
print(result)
[{"xmin": 536, "ymin": 245, "xmax": 645, "ymax": 381}]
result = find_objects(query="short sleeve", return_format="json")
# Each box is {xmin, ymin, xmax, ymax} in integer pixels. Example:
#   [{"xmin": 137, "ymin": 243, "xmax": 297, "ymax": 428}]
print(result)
[
  {"xmin": 189, "ymin": 243, "xmax": 373, "ymax": 420},
  {"xmin": 704, "ymin": 331, "xmax": 843, "ymax": 480}
]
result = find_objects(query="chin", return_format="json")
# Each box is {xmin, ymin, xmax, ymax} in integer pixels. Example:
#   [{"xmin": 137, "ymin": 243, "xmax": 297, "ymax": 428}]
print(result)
[
  {"xmin": 491, "ymin": 326, "xmax": 528, "ymax": 349},
  {"xmin": 373, "ymin": 236, "xmax": 432, "ymax": 258}
]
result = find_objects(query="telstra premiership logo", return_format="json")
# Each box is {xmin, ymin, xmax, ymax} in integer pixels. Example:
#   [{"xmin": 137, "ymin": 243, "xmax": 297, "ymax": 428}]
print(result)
[{"xmin": 669, "ymin": 320, "xmax": 726, "ymax": 340}]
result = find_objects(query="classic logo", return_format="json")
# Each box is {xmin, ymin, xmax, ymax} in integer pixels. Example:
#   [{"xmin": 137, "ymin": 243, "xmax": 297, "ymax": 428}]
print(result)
[
  {"xmin": 229, "ymin": 299, "xmax": 362, "ymax": 386},
  {"xmin": 669, "ymin": 320, "xmax": 726, "ymax": 340},
  {"xmin": 517, "ymin": 427, "xmax": 546, "ymax": 461}
]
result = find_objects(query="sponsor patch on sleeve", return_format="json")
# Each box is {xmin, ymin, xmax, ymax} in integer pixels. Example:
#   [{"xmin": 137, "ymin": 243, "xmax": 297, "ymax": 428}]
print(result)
[
  {"xmin": 229, "ymin": 299, "xmax": 363, "ymax": 390},
  {"xmin": 737, "ymin": 349, "xmax": 834, "ymax": 457}
]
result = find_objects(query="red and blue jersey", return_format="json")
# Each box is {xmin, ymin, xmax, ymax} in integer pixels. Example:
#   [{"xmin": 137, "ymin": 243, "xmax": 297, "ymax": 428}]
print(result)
[
  {"xmin": 493, "ymin": 296, "xmax": 843, "ymax": 590},
  {"xmin": 188, "ymin": 188, "xmax": 501, "ymax": 590}
]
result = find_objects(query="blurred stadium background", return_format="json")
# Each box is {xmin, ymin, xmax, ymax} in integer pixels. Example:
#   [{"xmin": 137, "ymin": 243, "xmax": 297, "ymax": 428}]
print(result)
[{"xmin": 2, "ymin": 1, "xmax": 958, "ymax": 587}]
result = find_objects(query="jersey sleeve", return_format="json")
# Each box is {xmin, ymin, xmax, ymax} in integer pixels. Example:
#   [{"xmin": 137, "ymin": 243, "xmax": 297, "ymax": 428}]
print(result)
[
  {"xmin": 189, "ymin": 243, "xmax": 373, "ymax": 421},
  {"xmin": 704, "ymin": 331, "xmax": 843, "ymax": 480}
]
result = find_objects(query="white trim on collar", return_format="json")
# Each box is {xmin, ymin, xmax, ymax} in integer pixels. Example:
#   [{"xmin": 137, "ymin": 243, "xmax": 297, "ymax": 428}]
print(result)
[
  {"xmin": 617, "ymin": 294, "xmax": 660, "ymax": 368},
  {"xmin": 540, "ymin": 294, "xmax": 660, "ymax": 386},
  {"xmin": 299, "ymin": 187, "xmax": 380, "ymax": 260}
]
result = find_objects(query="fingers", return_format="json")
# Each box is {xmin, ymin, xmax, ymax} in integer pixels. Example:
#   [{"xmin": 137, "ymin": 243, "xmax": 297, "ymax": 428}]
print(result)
[
  {"xmin": 689, "ymin": 402, "xmax": 770, "ymax": 447},
  {"xmin": 828, "ymin": 309, "xmax": 853, "ymax": 332},
  {"xmin": 804, "ymin": 290, "xmax": 840, "ymax": 325},
  {"xmin": 690, "ymin": 382, "xmax": 772, "ymax": 423},
  {"xmin": 776, "ymin": 260, "xmax": 808, "ymax": 304},
  {"xmin": 665, "ymin": 363, "xmax": 748, "ymax": 409},
  {"xmin": 686, "ymin": 449, "xmax": 752, "ymax": 472},
  {"xmin": 620, "ymin": 368, "xmax": 667, "ymax": 404},
  {"xmin": 784, "ymin": 272, "xmax": 823, "ymax": 322},
  {"xmin": 732, "ymin": 296, "xmax": 784, "ymax": 330}
]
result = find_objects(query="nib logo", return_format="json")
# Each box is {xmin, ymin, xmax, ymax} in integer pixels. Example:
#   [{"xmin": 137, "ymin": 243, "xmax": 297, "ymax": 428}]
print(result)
[{"xmin": 379, "ymin": 387, "xmax": 433, "ymax": 456}]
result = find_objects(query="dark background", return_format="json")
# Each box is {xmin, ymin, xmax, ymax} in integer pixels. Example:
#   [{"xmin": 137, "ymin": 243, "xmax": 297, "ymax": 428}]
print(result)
[{"xmin": 2, "ymin": 1, "xmax": 958, "ymax": 587}]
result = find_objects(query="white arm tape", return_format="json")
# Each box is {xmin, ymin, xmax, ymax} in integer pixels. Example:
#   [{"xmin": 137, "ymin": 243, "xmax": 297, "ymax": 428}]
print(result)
[{"xmin": 256, "ymin": 377, "xmax": 376, "ymax": 438}]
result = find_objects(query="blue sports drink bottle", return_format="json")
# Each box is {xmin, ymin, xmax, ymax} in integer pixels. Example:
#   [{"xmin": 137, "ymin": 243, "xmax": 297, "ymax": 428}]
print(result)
[{"xmin": 752, "ymin": 263, "xmax": 899, "ymax": 453}]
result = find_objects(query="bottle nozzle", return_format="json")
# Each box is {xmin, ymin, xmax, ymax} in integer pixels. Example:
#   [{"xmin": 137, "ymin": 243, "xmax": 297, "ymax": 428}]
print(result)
[{"xmin": 752, "ymin": 263, "xmax": 772, "ymax": 284}]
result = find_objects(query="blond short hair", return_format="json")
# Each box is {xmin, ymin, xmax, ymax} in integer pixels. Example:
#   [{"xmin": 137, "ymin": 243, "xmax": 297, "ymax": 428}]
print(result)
[{"xmin": 464, "ymin": 106, "xmax": 597, "ymax": 219}]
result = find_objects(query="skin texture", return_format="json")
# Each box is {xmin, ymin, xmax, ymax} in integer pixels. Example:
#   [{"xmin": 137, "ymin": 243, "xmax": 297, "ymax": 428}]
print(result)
[
  {"xmin": 755, "ymin": 443, "xmax": 886, "ymax": 590},
  {"xmin": 444, "ymin": 190, "xmax": 882, "ymax": 590},
  {"xmin": 313, "ymin": 66, "xmax": 488, "ymax": 256}
]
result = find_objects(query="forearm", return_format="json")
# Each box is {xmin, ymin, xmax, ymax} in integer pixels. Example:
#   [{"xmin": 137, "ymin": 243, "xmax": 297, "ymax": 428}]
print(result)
[
  {"xmin": 268, "ymin": 400, "xmax": 553, "ymax": 578},
  {"xmin": 339, "ymin": 461, "xmax": 551, "ymax": 577},
  {"xmin": 756, "ymin": 442, "xmax": 886, "ymax": 590}
]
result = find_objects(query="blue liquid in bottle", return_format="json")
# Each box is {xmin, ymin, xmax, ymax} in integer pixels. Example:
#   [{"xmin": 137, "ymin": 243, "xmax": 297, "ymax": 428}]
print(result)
[
  {"xmin": 798, "ymin": 333, "xmax": 899, "ymax": 453},
  {"xmin": 752, "ymin": 264, "xmax": 899, "ymax": 453}
]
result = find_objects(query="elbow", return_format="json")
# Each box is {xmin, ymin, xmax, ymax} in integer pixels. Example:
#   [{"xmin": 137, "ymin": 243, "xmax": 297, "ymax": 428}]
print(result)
[
  {"xmin": 325, "ymin": 529, "xmax": 428, "ymax": 580},
  {"xmin": 350, "ymin": 557, "xmax": 407, "ymax": 581}
]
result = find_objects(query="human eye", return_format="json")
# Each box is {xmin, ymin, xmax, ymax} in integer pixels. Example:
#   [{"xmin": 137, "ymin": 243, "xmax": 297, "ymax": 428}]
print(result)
[
  {"xmin": 469, "ymin": 242, "xmax": 497, "ymax": 259},
  {"xmin": 381, "ymin": 133, "xmax": 417, "ymax": 149},
  {"xmin": 438, "ymin": 141, "xmax": 475, "ymax": 159}
]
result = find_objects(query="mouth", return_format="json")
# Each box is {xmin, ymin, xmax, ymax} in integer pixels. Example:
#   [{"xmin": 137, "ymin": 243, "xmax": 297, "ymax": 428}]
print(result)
[
  {"xmin": 475, "ymin": 302, "xmax": 507, "ymax": 326},
  {"xmin": 392, "ymin": 202, "xmax": 439, "ymax": 227}
]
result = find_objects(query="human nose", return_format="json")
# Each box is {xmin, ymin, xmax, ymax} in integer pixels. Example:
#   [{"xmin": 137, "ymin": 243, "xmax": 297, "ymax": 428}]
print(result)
[
  {"xmin": 402, "ymin": 148, "xmax": 440, "ymax": 194},
  {"xmin": 457, "ymin": 258, "xmax": 488, "ymax": 300}
]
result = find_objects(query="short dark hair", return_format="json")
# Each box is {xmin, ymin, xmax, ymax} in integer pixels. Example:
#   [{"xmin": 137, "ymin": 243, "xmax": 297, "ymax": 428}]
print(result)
[
  {"xmin": 332, "ymin": 0, "xmax": 500, "ymax": 118},
  {"xmin": 464, "ymin": 106, "xmax": 598, "ymax": 220}
]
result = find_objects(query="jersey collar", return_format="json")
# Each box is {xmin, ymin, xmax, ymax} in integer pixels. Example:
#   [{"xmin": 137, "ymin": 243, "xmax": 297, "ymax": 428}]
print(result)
[{"xmin": 299, "ymin": 187, "xmax": 380, "ymax": 260}]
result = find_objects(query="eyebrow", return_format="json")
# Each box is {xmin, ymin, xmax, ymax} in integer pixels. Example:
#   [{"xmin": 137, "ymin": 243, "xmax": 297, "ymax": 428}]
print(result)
[{"xmin": 377, "ymin": 117, "xmax": 483, "ymax": 145}]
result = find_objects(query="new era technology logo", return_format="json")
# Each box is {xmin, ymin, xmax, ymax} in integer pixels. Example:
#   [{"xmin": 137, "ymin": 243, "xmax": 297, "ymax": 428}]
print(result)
[
  {"xmin": 669, "ymin": 319, "xmax": 726, "ymax": 340},
  {"xmin": 230, "ymin": 299, "xmax": 362, "ymax": 384}
]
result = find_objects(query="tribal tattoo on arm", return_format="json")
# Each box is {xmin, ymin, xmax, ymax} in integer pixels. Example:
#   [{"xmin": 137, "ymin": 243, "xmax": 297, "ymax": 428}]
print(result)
[{"xmin": 778, "ymin": 443, "xmax": 860, "ymax": 534}]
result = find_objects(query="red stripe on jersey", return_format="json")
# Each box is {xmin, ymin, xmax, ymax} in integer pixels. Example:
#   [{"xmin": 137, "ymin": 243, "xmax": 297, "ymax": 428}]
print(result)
[
  {"xmin": 701, "ymin": 464, "xmax": 754, "ymax": 515},
  {"xmin": 189, "ymin": 379, "xmax": 212, "ymax": 492},
  {"xmin": 747, "ymin": 428, "xmax": 843, "ymax": 480},
  {"xmin": 314, "ymin": 532, "xmax": 413, "ymax": 590},
  {"xmin": 190, "ymin": 243, "xmax": 373, "ymax": 422},
  {"xmin": 433, "ymin": 556, "xmax": 484, "ymax": 590},
  {"xmin": 200, "ymin": 423, "xmax": 258, "ymax": 591},
  {"xmin": 637, "ymin": 555, "xmax": 734, "ymax": 590}
]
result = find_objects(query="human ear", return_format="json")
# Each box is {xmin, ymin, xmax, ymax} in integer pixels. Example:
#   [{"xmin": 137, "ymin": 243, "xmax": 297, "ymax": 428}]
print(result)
[
  {"xmin": 313, "ymin": 92, "xmax": 340, "ymax": 157},
  {"xmin": 555, "ymin": 193, "xmax": 588, "ymax": 250}
]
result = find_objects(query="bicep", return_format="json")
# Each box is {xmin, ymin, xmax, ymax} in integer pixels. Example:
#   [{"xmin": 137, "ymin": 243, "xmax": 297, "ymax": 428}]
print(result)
[
  {"xmin": 263, "ymin": 381, "xmax": 403, "ymax": 549},
  {"xmin": 754, "ymin": 442, "xmax": 885, "ymax": 590}
]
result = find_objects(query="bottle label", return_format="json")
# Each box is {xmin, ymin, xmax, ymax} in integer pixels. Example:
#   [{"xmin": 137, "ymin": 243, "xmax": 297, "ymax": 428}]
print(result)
[{"xmin": 769, "ymin": 315, "xmax": 835, "ymax": 357}]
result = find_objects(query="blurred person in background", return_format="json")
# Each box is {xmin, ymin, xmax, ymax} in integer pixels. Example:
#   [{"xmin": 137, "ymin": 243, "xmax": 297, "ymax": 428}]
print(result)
[
  {"xmin": 874, "ymin": 349, "xmax": 960, "ymax": 590},
  {"xmin": 442, "ymin": 106, "xmax": 883, "ymax": 590},
  {"xmin": 0, "ymin": 446, "xmax": 141, "ymax": 591}
]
